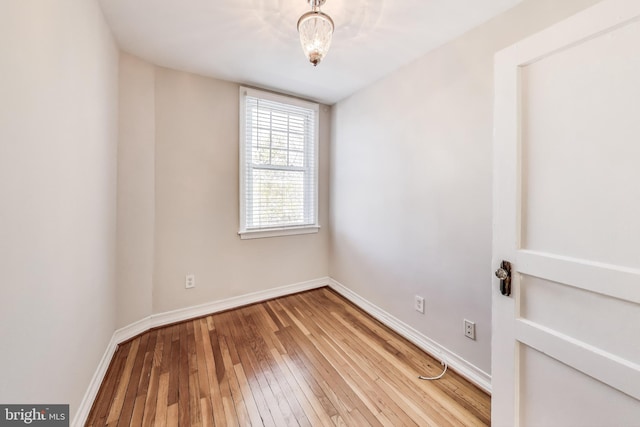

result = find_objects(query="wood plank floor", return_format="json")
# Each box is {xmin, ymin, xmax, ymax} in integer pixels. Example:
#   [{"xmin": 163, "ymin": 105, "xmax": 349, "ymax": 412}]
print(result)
[{"xmin": 86, "ymin": 287, "xmax": 490, "ymax": 426}]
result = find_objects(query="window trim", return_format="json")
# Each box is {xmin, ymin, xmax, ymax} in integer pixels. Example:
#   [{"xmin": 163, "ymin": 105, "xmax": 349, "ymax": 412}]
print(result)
[{"xmin": 238, "ymin": 86, "xmax": 320, "ymax": 239}]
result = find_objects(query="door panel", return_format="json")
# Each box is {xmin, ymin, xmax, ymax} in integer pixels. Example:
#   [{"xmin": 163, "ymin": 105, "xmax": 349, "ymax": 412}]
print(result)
[
  {"xmin": 492, "ymin": 1, "xmax": 640, "ymax": 425},
  {"xmin": 520, "ymin": 275, "xmax": 640, "ymax": 363},
  {"xmin": 520, "ymin": 17, "xmax": 640, "ymax": 268},
  {"xmin": 520, "ymin": 347, "xmax": 640, "ymax": 427}
]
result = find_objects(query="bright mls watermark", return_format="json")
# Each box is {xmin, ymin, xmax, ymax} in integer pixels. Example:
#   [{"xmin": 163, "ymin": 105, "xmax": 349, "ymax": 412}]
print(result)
[{"xmin": 0, "ymin": 405, "xmax": 68, "ymax": 426}]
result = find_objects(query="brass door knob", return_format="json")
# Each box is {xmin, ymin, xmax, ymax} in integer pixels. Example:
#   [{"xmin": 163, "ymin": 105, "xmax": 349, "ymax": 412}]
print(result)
[
  {"xmin": 495, "ymin": 268, "xmax": 509, "ymax": 280},
  {"xmin": 495, "ymin": 261, "xmax": 512, "ymax": 296}
]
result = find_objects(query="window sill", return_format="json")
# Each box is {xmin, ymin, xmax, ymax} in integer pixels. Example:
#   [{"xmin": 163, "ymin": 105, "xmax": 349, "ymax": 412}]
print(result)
[{"xmin": 239, "ymin": 225, "xmax": 320, "ymax": 240}]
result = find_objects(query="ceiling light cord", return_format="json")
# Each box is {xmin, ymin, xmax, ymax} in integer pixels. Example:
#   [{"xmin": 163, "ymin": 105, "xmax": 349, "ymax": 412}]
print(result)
[{"xmin": 418, "ymin": 360, "xmax": 448, "ymax": 381}]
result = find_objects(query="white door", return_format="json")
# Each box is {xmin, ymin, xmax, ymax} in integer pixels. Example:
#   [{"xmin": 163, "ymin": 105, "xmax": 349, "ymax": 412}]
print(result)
[{"xmin": 492, "ymin": 1, "xmax": 640, "ymax": 425}]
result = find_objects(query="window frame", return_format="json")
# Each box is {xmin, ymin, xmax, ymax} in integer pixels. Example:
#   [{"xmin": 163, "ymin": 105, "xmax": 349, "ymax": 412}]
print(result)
[{"xmin": 238, "ymin": 86, "xmax": 320, "ymax": 239}]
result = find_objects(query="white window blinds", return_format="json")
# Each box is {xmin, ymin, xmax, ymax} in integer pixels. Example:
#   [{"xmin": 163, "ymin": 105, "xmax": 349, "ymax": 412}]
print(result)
[{"xmin": 239, "ymin": 87, "xmax": 319, "ymax": 238}]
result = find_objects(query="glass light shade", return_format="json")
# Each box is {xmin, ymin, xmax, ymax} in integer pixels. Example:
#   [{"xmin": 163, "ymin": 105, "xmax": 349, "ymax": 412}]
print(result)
[{"xmin": 297, "ymin": 11, "xmax": 334, "ymax": 66}]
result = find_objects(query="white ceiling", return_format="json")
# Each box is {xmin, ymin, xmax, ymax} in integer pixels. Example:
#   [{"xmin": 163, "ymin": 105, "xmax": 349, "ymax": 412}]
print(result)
[{"xmin": 99, "ymin": 0, "xmax": 522, "ymax": 104}]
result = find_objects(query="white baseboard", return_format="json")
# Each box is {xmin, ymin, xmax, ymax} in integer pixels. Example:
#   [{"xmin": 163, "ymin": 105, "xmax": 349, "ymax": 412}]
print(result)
[
  {"xmin": 327, "ymin": 278, "xmax": 492, "ymax": 394},
  {"xmin": 73, "ymin": 276, "xmax": 330, "ymax": 426},
  {"xmin": 75, "ymin": 275, "xmax": 491, "ymax": 425},
  {"xmin": 72, "ymin": 335, "xmax": 118, "ymax": 427},
  {"xmin": 110, "ymin": 277, "xmax": 330, "ymax": 345},
  {"xmin": 149, "ymin": 277, "xmax": 329, "ymax": 330},
  {"xmin": 112, "ymin": 316, "xmax": 152, "ymax": 346}
]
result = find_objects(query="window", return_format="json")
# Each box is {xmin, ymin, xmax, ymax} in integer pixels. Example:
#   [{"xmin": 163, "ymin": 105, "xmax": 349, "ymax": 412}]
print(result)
[{"xmin": 239, "ymin": 87, "xmax": 319, "ymax": 239}]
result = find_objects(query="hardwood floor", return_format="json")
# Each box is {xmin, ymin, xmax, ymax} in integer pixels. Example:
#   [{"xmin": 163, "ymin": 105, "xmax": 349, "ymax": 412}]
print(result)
[{"xmin": 87, "ymin": 287, "xmax": 490, "ymax": 426}]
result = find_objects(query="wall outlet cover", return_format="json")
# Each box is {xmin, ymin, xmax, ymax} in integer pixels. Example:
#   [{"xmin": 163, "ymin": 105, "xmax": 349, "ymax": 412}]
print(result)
[
  {"xmin": 464, "ymin": 319, "xmax": 476, "ymax": 340},
  {"xmin": 185, "ymin": 274, "xmax": 195, "ymax": 289}
]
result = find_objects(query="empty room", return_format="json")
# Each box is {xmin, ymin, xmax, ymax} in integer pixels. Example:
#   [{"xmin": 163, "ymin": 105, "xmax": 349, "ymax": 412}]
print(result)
[{"xmin": 1, "ymin": 0, "xmax": 638, "ymax": 425}]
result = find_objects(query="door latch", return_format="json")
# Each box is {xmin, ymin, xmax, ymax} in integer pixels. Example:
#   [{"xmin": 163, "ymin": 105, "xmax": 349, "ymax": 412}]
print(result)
[{"xmin": 495, "ymin": 260, "xmax": 512, "ymax": 296}]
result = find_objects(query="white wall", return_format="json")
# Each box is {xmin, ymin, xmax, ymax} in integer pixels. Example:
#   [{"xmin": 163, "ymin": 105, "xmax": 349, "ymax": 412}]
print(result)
[
  {"xmin": 116, "ymin": 63, "xmax": 331, "ymax": 315},
  {"xmin": 116, "ymin": 54, "xmax": 155, "ymax": 328},
  {"xmin": 329, "ymin": 0, "xmax": 601, "ymax": 374},
  {"xmin": 0, "ymin": 0, "xmax": 118, "ymax": 418},
  {"xmin": 153, "ymin": 68, "xmax": 331, "ymax": 312}
]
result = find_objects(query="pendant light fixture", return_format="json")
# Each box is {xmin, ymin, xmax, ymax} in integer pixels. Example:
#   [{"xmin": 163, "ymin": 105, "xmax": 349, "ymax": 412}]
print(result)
[{"xmin": 297, "ymin": 0, "xmax": 334, "ymax": 66}]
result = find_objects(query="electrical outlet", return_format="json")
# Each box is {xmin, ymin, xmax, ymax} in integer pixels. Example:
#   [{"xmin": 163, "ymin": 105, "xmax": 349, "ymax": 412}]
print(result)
[
  {"xmin": 414, "ymin": 296, "xmax": 425, "ymax": 314},
  {"xmin": 185, "ymin": 274, "xmax": 195, "ymax": 289},
  {"xmin": 464, "ymin": 319, "xmax": 476, "ymax": 340}
]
